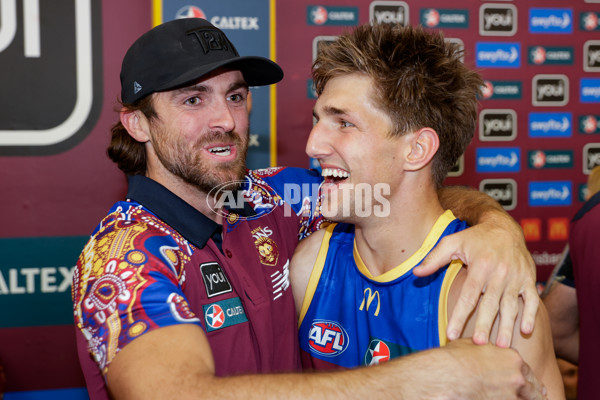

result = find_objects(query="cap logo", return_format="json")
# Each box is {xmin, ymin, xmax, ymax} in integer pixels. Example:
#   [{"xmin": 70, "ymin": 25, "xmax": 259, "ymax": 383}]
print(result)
[
  {"xmin": 133, "ymin": 81, "xmax": 142, "ymax": 94},
  {"xmin": 187, "ymin": 28, "xmax": 236, "ymax": 55}
]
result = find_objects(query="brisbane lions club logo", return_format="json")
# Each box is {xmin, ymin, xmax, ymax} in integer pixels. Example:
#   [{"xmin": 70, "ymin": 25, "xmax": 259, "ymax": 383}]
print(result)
[{"xmin": 252, "ymin": 226, "xmax": 278, "ymax": 266}]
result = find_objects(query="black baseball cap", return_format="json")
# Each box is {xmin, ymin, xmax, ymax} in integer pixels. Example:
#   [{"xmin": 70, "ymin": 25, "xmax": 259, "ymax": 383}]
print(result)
[{"xmin": 120, "ymin": 18, "xmax": 284, "ymax": 104}]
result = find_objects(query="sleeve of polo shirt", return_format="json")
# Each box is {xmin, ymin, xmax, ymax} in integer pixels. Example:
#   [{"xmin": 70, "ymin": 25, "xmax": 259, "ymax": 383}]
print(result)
[
  {"xmin": 250, "ymin": 167, "xmax": 326, "ymax": 238},
  {"xmin": 72, "ymin": 206, "xmax": 202, "ymax": 376}
]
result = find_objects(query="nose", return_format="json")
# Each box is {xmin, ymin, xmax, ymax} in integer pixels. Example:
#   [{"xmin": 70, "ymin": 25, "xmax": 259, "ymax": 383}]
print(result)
[
  {"xmin": 305, "ymin": 119, "xmax": 331, "ymax": 159},
  {"xmin": 209, "ymin": 100, "xmax": 236, "ymax": 133}
]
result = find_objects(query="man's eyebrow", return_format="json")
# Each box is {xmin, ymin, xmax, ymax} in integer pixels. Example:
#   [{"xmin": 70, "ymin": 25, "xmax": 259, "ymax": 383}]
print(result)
[
  {"xmin": 313, "ymin": 105, "xmax": 348, "ymax": 118},
  {"xmin": 173, "ymin": 79, "xmax": 248, "ymax": 95}
]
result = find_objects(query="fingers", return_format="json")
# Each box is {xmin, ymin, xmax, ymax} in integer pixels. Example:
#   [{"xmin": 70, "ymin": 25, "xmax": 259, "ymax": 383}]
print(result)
[
  {"xmin": 447, "ymin": 272, "xmax": 484, "ymax": 341},
  {"xmin": 495, "ymin": 288, "xmax": 518, "ymax": 348},
  {"xmin": 414, "ymin": 236, "xmax": 460, "ymax": 277},
  {"xmin": 519, "ymin": 284, "xmax": 540, "ymax": 335},
  {"xmin": 518, "ymin": 360, "xmax": 548, "ymax": 400}
]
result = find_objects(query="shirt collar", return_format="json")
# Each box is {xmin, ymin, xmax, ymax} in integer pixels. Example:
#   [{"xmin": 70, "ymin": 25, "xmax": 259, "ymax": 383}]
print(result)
[{"xmin": 125, "ymin": 175, "xmax": 257, "ymax": 249}]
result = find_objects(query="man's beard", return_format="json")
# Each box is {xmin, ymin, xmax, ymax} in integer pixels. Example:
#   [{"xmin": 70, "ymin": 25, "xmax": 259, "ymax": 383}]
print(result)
[{"xmin": 152, "ymin": 126, "xmax": 249, "ymax": 194}]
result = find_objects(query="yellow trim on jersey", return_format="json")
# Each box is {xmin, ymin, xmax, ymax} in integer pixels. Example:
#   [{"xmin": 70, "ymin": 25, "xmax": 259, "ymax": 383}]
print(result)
[
  {"xmin": 269, "ymin": 0, "xmax": 278, "ymax": 166},
  {"xmin": 152, "ymin": 0, "xmax": 162, "ymax": 27},
  {"xmin": 353, "ymin": 210, "xmax": 458, "ymax": 282},
  {"xmin": 438, "ymin": 259, "xmax": 463, "ymax": 346},
  {"xmin": 298, "ymin": 223, "xmax": 337, "ymax": 326}
]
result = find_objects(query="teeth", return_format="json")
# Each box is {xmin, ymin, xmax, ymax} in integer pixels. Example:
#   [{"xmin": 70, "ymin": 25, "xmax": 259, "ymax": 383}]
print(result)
[
  {"xmin": 209, "ymin": 146, "xmax": 231, "ymax": 156},
  {"xmin": 321, "ymin": 168, "xmax": 349, "ymax": 179}
]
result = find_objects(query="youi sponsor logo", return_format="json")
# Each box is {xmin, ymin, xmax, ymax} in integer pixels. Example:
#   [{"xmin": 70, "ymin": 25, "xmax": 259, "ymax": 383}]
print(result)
[
  {"xmin": 479, "ymin": 179, "xmax": 517, "ymax": 210},
  {"xmin": 479, "ymin": 109, "xmax": 517, "ymax": 141},
  {"xmin": 476, "ymin": 42, "xmax": 521, "ymax": 68},
  {"xmin": 584, "ymin": 40, "xmax": 600, "ymax": 72},
  {"xmin": 584, "ymin": 143, "xmax": 600, "ymax": 173},
  {"xmin": 476, "ymin": 147, "xmax": 521, "ymax": 173},
  {"xmin": 528, "ymin": 181, "xmax": 572, "ymax": 206},
  {"xmin": 370, "ymin": 1, "xmax": 409, "ymax": 26},
  {"xmin": 528, "ymin": 112, "xmax": 572, "ymax": 138},
  {"xmin": 529, "ymin": 8, "xmax": 573, "ymax": 34},
  {"xmin": 532, "ymin": 74, "xmax": 569, "ymax": 106},
  {"xmin": 479, "ymin": 4, "xmax": 517, "ymax": 36}
]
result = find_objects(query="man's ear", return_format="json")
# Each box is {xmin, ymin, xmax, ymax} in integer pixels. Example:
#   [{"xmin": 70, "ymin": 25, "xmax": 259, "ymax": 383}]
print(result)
[
  {"xmin": 404, "ymin": 128, "xmax": 440, "ymax": 171},
  {"xmin": 120, "ymin": 109, "xmax": 151, "ymax": 143}
]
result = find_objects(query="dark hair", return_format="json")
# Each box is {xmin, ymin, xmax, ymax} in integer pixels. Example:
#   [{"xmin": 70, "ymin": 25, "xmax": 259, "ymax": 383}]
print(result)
[
  {"xmin": 107, "ymin": 95, "xmax": 157, "ymax": 176},
  {"xmin": 312, "ymin": 23, "xmax": 483, "ymax": 187}
]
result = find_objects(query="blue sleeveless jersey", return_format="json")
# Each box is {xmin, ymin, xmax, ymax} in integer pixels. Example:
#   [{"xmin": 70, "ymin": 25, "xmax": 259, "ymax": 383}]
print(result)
[{"xmin": 298, "ymin": 211, "xmax": 467, "ymax": 370}]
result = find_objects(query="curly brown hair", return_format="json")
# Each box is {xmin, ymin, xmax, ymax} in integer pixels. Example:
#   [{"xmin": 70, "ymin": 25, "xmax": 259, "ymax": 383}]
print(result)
[
  {"xmin": 107, "ymin": 95, "xmax": 157, "ymax": 176},
  {"xmin": 312, "ymin": 23, "xmax": 483, "ymax": 187}
]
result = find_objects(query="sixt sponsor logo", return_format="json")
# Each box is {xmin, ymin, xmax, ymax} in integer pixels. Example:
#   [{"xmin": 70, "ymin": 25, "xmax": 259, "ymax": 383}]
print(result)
[
  {"xmin": 532, "ymin": 75, "xmax": 569, "ymax": 106},
  {"xmin": 480, "ymin": 81, "xmax": 522, "ymax": 100},
  {"xmin": 528, "ymin": 150, "xmax": 573, "ymax": 169},
  {"xmin": 308, "ymin": 319, "xmax": 349, "ymax": 356},
  {"xmin": 584, "ymin": 143, "xmax": 600, "ymax": 173},
  {"xmin": 479, "ymin": 179, "xmax": 517, "ymax": 211},
  {"xmin": 420, "ymin": 8, "xmax": 468, "ymax": 29},
  {"xmin": 476, "ymin": 42, "xmax": 520, "ymax": 68},
  {"xmin": 529, "ymin": 8, "xmax": 573, "ymax": 34},
  {"xmin": 579, "ymin": 115, "xmax": 600, "ymax": 134},
  {"xmin": 528, "ymin": 46, "xmax": 574, "ymax": 65},
  {"xmin": 528, "ymin": 181, "xmax": 572, "ymax": 207},
  {"xmin": 308, "ymin": 5, "xmax": 358, "ymax": 26},
  {"xmin": 529, "ymin": 112, "xmax": 572, "ymax": 138},
  {"xmin": 479, "ymin": 109, "xmax": 517, "ymax": 141},
  {"xmin": 580, "ymin": 78, "xmax": 600, "ymax": 103},
  {"xmin": 584, "ymin": 41, "xmax": 600, "ymax": 71},
  {"xmin": 581, "ymin": 11, "xmax": 600, "ymax": 31},
  {"xmin": 476, "ymin": 148, "xmax": 520, "ymax": 173},
  {"xmin": 370, "ymin": 1, "xmax": 409, "ymax": 26},
  {"xmin": 479, "ymin": 4, "xmax": 517, "ymax": 36}
]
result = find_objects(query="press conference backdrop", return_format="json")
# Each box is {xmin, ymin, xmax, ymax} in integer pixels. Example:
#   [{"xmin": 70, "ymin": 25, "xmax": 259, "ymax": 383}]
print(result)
[{"xmin": 0, "ymin": 0, "xmax": 598, "ymax": 397}]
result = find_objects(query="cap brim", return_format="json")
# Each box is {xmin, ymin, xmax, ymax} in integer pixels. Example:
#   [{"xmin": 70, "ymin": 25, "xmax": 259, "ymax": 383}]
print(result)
[{"xmin": 155, "ymin": 56, "xmax": 284, "ymax": 93}]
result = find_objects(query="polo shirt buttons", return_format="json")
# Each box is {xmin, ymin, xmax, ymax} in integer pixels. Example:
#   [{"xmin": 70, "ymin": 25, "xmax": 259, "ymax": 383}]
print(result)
[{"xmin": 225, "ymin": 249, "xmax": 233, "ymax": 258}]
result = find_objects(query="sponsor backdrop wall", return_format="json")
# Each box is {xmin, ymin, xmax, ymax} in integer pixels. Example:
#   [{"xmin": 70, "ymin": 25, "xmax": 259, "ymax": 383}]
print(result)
[{"xmin": 0, "ymin": 0, "xmax": 597, "ymax": 398}]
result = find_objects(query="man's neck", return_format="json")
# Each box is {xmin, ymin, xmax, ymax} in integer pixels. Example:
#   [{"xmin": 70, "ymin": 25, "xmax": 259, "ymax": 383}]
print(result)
[
  {"xmin": 353, "ymin": 190, "xmax": 444, "ymax": 277},
  {"xmin": 146, "ymin": 170, "xmax": 224, "ymax": 224}
]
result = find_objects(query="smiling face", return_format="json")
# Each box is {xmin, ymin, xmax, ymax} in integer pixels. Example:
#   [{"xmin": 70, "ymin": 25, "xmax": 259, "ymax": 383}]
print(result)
[
  {"xmin": 145, "ymin": 69, "xmax": 250, "ymax": 193},
  {"xmin": 307, "ymin": 73, "xmax": 404, "ymax": 222}
]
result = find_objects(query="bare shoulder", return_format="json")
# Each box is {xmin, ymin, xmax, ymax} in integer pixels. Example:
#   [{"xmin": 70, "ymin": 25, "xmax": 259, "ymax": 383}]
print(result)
[
  {"xmin": 448, "ymin": 269, "xmax": 564, "ymax": 399},
  {"xmin": 290, "ymin": 227, "xmax": 328, "ymax": 314}
]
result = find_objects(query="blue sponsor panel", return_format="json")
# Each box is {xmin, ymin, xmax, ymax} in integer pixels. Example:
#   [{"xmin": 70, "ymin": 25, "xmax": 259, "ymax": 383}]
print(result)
[
  {"xmin": 476, "ymin": 42, "xmax": 521, "ymax": 68},
  {"xmin": 581, "ymin": 78, "xmax": 600, "ymax": 103},
  {"xmin": 528, "ymin": 112, "xmax": 572, "ymax": 138},
  {"xmin": 476, "ymin": 147, "xmax": 521, "ymax": 173},
  {"xmin": 529, "ymin": 181, "xmax": 572, "ymax": 206},
  {"xmin": 529, "ymin": 8, "xmax": 573, "ymax": 34},
  {"xmin": 5, "ymin": 388, "xmax": 89, "ymax": 400}
]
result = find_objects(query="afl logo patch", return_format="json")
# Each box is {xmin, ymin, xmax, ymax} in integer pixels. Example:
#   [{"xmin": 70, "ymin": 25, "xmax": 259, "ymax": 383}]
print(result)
[{"xmin": 308, "ymin": 320, "xmax": 349, "ymax": 357}]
